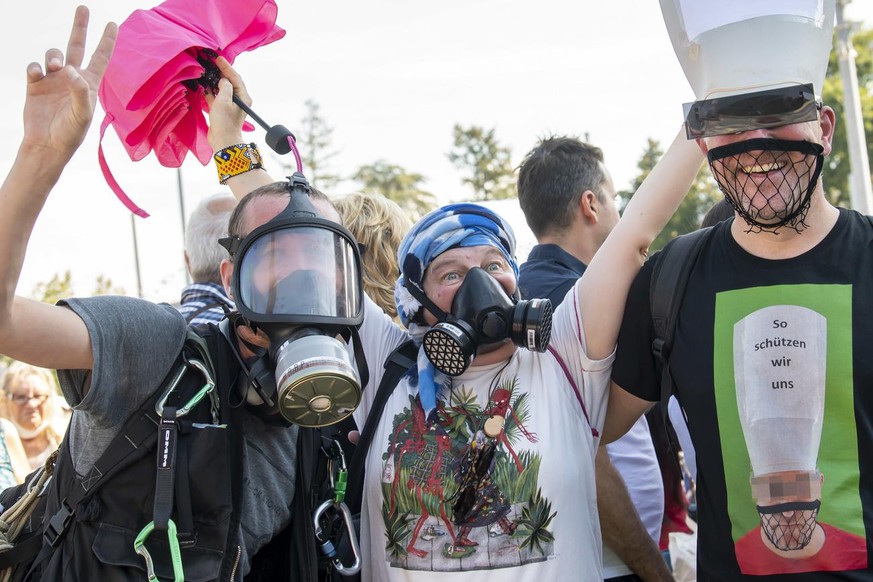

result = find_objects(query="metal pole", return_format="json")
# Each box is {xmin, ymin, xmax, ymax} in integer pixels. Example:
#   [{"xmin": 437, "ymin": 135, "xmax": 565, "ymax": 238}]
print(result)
[
  {"xmin": 836, "ymin": 0, "xmax": 873, "ymax": 214},
  {"xmin": 130, "ymin": 213, "xmax": 144, "ymax": 299},
  {"xmin": 177, "ymin": 168, "xmax": 190, "ymax": 285}
]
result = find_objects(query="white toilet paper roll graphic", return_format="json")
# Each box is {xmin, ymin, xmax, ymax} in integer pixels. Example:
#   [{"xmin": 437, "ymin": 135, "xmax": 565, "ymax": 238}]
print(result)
[{"xmin": 734, "ymin": 305, "xmax": 826, "ymax": 476}]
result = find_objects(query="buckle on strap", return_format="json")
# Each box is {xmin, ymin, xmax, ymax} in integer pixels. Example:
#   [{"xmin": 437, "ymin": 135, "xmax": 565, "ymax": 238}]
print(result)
[{"xmin": 44, "ymin": 500, "xmax": 74, "ymax": 547}]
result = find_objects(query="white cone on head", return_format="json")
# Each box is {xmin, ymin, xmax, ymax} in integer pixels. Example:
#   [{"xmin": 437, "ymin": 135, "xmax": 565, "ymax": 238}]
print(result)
[{"xmin": 660, "ymin": 0, "xmax": 835, "ymax": 100}]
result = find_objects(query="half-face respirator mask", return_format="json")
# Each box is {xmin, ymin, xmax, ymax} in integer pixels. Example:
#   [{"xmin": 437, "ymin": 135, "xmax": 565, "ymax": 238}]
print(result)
[
  {"xmin": 220, "ymin": 173, "xmax": 366, "ymax": 427},
  {"xmin": 406, "ymin": 266, "xmax": 552, "ymax": 376}
]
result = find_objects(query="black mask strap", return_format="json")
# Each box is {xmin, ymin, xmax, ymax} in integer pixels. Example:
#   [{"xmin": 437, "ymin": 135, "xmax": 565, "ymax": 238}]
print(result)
[
  {"xmin": 224, "ymin": 312, "xmax": 280, "ymax": 412},
  {"xmin": 403, "ymin": 278, "xmax": 451, "ymax": 323},
  {"xmin": 348, "ymin": 327, "xmax": 370, "ymax": 390}
]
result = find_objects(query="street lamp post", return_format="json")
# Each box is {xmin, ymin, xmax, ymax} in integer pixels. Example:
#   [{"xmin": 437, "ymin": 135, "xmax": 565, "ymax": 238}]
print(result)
[
  {"xmin": 836, "ymin": 0, "xmax": 873, "ymax": 214},
  {"xmin": 130, "ymin": 213, "xmax": 143, "ymax": 299}
]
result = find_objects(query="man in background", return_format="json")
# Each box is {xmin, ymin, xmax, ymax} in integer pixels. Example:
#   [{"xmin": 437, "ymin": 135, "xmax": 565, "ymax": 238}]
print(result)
[
  {"xmin": 518, "ymin": 136, "xmax": 671, "ymax": 582},
  {"xmin": 180, "ymin": 193, "xmax": 237, "ymax": 324}
]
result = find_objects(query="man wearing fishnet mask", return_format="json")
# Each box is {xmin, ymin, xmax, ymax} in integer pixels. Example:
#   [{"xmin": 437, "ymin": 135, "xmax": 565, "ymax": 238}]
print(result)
[
  {"xmin": 707, "ymin": 136, "xmax": 824, "ymax": 233},
  {"xmin": 606, "ymin": 1, "xmax": 873, "ymax": 579}
]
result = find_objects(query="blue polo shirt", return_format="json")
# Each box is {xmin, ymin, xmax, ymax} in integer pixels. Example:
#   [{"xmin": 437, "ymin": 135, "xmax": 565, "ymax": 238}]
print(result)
[{"xmin": 518, "ymin": 243, "xmax": 587, "ymax": 305}]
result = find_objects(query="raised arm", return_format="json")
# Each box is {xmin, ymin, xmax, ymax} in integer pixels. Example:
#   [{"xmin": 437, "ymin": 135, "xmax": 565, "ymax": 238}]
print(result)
[
  {"xmin": 577, "ymin": 129, "xmax": 702, "ymax": 361},
  {"xmin": 0, "ymin": 6, "xmax": 117, "ymax": 370}
]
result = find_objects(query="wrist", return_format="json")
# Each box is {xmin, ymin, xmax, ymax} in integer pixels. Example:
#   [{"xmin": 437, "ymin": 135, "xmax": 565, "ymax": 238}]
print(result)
[
  {"xmin": 16, "ymin": 143, "xmax": 69, "ymax": 182},
  {"xmin": 208, "ymin": 131, "xmax": 246, "ymax": 152},
  {"xmin": 214, "ymin": 143, "xmax": 264, "ymax": 185}
]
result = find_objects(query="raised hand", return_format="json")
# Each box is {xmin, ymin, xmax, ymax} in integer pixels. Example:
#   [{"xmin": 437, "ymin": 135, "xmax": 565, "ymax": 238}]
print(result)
[
  {"xmin": 22, "ymin": 6, "xmax": 117, "ymax": 160},
  {"xmin": 206, "ymin": 56, "xmax": 253, "ymax": 151}
]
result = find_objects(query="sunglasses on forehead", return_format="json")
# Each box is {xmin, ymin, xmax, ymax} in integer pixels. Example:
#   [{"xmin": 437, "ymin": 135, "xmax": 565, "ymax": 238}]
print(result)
[{"xmin": 683, "ymin": 84, "xmax": 820, "ymax": 140}]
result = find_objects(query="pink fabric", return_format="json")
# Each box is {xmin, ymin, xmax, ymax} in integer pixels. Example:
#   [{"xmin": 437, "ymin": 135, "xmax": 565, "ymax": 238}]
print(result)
[{"xmin": 98, "ymin": 0, "xmax": 285, "ymax": 215}]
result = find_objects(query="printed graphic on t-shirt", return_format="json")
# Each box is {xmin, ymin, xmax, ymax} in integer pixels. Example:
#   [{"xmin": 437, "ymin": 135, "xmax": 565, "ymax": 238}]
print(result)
[
  {"xmin": 380, "ymin": 375, "xmax": 554, "ymax": 572},
  {"xmin": 712, "ymin": 284, "xmax": 867, "ymax": 575}
]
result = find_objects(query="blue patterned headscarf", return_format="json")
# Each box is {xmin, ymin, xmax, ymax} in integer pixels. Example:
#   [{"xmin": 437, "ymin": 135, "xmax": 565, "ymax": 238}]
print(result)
[{"xmin": 393, "ymin": 203, "xmax": 518, "ymax": 415}]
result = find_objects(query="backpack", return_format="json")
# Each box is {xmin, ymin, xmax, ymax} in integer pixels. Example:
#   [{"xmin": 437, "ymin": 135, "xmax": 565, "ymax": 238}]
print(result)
[
  {"xmin": 0, "ymin": 325, "xmax": 244, "ymax": 582},
  {"xmin": 649, "ymin": 226, "xmax": 713, "ymax": 419},
  {"xmin": 647, "ymin": 225, "xmax": 714, "ymax": 492}
]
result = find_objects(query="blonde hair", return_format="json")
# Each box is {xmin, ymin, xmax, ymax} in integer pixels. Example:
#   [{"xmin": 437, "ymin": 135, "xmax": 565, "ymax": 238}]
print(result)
[
  {"xmin": 1, "ymin": 362, "xmax": 66, "ymax": 447},
  {"xmin": 334, "ymin": 192, "xmax": 413, "ymax": 320}
]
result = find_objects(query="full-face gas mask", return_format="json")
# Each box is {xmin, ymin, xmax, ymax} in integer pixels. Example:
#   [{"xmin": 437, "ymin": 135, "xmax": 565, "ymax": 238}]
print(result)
[
  {"xmin": 405, "ymin": 267, "xmax": 552, "ymax": 376},
  {"xmin": 220, "ymin": 173, "xmax": 366, "ymax": 427}
]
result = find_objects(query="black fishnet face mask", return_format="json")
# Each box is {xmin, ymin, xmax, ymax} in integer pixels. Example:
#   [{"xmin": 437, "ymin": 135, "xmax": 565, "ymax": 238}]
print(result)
[
  {"xmin": 707, "ymin": 138, "xmax": 824, "ymax": 234},
  {"xmin": 756, "ymin": 500, "xmax": 821, "ymax": 551}
]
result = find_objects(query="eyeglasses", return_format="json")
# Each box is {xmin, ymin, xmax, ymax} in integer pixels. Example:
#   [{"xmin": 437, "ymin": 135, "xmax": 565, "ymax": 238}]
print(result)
[{"xmin": 7, "ymin": 393, "xmax": 49, "ymax": 406}]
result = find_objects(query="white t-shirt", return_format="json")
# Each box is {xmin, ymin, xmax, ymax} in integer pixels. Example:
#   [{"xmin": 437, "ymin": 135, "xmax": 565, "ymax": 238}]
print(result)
[{"xmin": 353, "ymin": 284, "xmax": 614, "ymax": 582}]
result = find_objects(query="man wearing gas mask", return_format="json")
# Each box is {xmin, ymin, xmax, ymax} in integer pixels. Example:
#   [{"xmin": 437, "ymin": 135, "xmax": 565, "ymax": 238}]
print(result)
[
  {"xmin": 209, "ymin": 58, "xmax": 703, "ymax": 581},
  {"xmin": 608, "ymin": 0, "xmax": 872, "ymax": 579},
  {"xmin": 0, "ymin": 10, "xmax": 373, "ymax": 580}
]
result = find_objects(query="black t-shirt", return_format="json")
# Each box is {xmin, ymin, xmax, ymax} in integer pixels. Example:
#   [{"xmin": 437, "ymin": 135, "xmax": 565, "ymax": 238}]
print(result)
[{"xmin": 612, "ymin": 209, "xmax": 873, "ymax": 581}]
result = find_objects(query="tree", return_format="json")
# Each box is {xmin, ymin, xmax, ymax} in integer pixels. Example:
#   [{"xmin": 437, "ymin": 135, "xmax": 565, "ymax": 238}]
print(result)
[
  {"xmin": 31, "ymin": 270, "xmax": 74, "ymax": 306},
  {"xmin": 447, "ymin": 124, "xmax": 516, "ymax": 200},
  {"xmin": 352, "ymin": 160, "xmax": 437, "ymax": 218},
  {"xmin": 93, "ymin": 275, "xmax": 126, "ymax": 297},
  {"xmin": 622, "ymin": 139, "xmax": 722, "ymax": 252},
  {"xmin": 822, "ymin": 26, "xmax": 873, "ymax": 207},
  {"xmin": 289, "ymin": 99, "xmax": 340, "ymax": 189}
]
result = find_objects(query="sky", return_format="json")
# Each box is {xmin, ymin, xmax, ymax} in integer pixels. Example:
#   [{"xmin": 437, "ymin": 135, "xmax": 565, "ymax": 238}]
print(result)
[{"xmin": 1, "ymin": 1, "xmax": 871, "ymax": 303}]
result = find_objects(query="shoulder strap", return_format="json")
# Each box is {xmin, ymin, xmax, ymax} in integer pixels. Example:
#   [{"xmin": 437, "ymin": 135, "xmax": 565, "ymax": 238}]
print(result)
[
  {"xmin": 650, "ymin": 227, "xmax": 713, "ymax": 417},
  {"xmin": 345, "ymin": 340, "xmax": 417, "ymax": 513},
  {"xmin": 41, "ymin": 329, "xmax": 220, "ymax": 549}
]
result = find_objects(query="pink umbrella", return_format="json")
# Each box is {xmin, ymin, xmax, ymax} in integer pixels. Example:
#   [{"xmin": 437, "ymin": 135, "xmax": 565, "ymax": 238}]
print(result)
[{"xmin": 98, "ymin": 0, "xmax": 286, "ymax": 217}]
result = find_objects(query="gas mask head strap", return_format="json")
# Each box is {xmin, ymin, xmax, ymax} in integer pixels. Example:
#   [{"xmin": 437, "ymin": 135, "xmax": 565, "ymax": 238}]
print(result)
[{"xmin": 403, "ymin": 277, "xmax": 451, "ymax": 324}]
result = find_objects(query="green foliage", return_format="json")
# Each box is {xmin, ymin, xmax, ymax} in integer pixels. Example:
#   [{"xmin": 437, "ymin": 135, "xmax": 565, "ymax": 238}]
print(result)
[
  {"xmin": 501, "ymin": 380, "xmax": 530, "ymax": 448},
  {"xmin": 621, "ymin": 140, "xmax": 721, "ymax": 252},
  {"xmin": 387, "ymin": 466, "xmax": 446, "ymax": 516},
  {"xmin": 447, "ymin": 124, "xmax": 516, "ymax": 200},
  {"xmin": 491, "ymin": 449, "xmax": 541, "ymax": 504},
  {"xmin": 443, "ymin": 385, "xmax": 481, "ymax": 443},
  {"xmin": 352, "ymin": 160, "xmax": 437, "ymax": 218},
  {"xmin": 823, "ymin": 26, "xmax": 873, "ymax": 207},
  {"xmin": 515, "ymin": 487, "xmax": 556, "ymax": 556},
  {"xmin": 93, "ymin": 274, "xmax": 126, "ymax": 296},
  {"xmin": 382, "ymin": 501, "xmax": 413, "ymax": 559},
  {"xmin": 30, "ymin": 270, "xmax": 126, "ymax": 304},
  {"xmin": 296, "ymin": 99, "xmax": 340, "ymax": 189}
]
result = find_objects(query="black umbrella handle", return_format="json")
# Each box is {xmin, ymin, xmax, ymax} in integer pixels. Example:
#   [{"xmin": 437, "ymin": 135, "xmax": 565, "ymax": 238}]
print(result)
[
  {"xmin": 185, "ymin": 49, "xmax": 297, "ymax": 156},
  {"xmin": 231, "ymin": 95, "xmax": 296, "ymax": 155}
]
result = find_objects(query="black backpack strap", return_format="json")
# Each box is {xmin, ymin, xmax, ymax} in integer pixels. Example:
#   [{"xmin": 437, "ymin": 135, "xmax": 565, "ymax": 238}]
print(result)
[
  {"xmin": 650, "ymin": 227, "xmax": 713, "ymax": 419},
  {"xmin": 345, "ymin": 340, "xmax": 417, "ymax": 514},
  {"xmin": 41, "ymin": 329, "xmax": 220, "ymax": 551}
]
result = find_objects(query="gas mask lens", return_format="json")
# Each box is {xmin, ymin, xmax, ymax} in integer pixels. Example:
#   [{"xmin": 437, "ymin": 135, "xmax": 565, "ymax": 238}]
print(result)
[
  {"xmin": 422, "ymin": 268, "xmax": 552, "ymax": 377},
  {"xmin": 237, "ymin": 227, "xmax": 362, "ymax": 320}
]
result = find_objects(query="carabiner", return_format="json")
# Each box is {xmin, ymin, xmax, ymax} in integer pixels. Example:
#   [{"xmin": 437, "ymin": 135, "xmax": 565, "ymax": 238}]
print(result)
[
  {"xmin": 325, "ymin": 440, "xmax": 348, "ymax": 504},
  {"xmin": 133, "ymin": 520, "xmax": 185, "ymax": 582},
  {"xmin": 155, "ymin": 357, "xmax": 218, "ymax": 423},
  {"xmin": 313, "ymin": 500, "xmax": 361, "ymax": 577}
]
